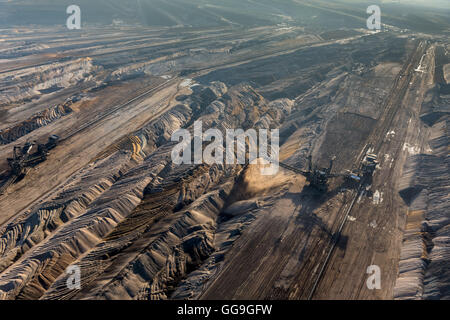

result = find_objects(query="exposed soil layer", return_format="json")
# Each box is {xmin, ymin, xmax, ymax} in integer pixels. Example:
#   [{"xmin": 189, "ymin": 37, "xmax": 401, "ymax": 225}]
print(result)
[{"xmin": 0, "ymin": 23, "xmax": 448, "ymax": 300}]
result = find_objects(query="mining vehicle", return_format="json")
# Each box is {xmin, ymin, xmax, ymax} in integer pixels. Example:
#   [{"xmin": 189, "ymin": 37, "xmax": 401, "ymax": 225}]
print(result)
[
  {"xmin": 342, "ymin": 153, "xmax": 378, "ymax": 187},
  {"xmin": 0, "ymin": 135, "xmax": 59, "ymax": 195},
  {"xmin": 361, "ymin": 153, "xmax": 379, "ymax": 178}
]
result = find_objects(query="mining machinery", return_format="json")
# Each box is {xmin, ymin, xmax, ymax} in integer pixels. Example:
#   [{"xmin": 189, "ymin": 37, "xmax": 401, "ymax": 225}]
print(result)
[
  {"xmin": 279, "ymin": 155, "xmax": 338, "ymax": 192},
  {"xmin": 279, "ymin": 152, "xmax": 379, "ymax": 193},
  {"xmin": 342, "ymin": 152, "xmax": 379, "ymax": 187},
  {"xmin": 0, "ymin": 135, "xmax": 59, "ymax": 195},
  {"xmin": 361, "ymin": 153, "xmax": 378, "ymax": 177}
]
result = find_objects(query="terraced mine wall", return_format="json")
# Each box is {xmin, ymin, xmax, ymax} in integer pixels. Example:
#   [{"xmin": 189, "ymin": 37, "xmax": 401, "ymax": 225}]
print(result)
[
  {"xmin": 395, "ymin": 119, "xmax": 450, "ymax": 299},
  {"xmin": 395, "ymin": 118, "xmax": 449, "ymax": 299},
  {"xmin": 0, "ymin": 58, "xmax": 96, "ymax": 108},
  {"xmin": 0, "ymin": 24, "xmax": 447, "ymax": 300},
  {"xmin": 197, "ymin": 34, "xmax": 409, "ymax": 100},
  {"xmin": 0, "ymin": 82, "xmax": 291, "ymax": 300},
  {"xmin": 94, "ymin": 82, "xmax": 228, "ymax": 162},
  {"xmin": 0, "ymin": 102, "xmax": 73, "ymax": 145},
  {"xmin": 394, "ymin": 46, "xmax": 450, "ymax": 300}
]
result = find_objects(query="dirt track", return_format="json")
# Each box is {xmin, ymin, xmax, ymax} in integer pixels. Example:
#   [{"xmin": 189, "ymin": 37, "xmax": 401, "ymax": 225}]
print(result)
[
  {"xmin": 0, "ymin": 79, "xmax": 181, "ymax": 226},
  {"xmin": 199, "ymin": 40, "xmax": 433, "ymax": 300},
  {"xmin": 0, "ymin": 21, "xmax": 447, "ymax": 300}
]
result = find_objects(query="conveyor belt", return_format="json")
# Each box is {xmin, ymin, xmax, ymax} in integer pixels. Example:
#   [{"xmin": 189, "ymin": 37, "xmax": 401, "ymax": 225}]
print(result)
[{"xmin": 278, "ymin": 162, "xmax": 308, "ymax": 176}]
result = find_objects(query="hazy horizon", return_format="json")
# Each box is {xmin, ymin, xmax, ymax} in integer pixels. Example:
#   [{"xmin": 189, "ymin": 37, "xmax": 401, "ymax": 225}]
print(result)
[{"xmin": 0, "ymin": 0, "xmax": 448, "ymax": 34}]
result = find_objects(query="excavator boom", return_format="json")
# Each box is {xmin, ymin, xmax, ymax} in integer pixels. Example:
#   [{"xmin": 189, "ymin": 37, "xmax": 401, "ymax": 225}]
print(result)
[{"xmin": 0, "ymin": 135, "xmax": 59, "ymax": 195}]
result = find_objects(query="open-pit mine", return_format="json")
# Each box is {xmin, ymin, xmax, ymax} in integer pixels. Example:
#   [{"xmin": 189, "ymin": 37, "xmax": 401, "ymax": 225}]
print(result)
[{"xmin": 0, "ymin": 0, "xmax": 448, "ymax": 301}]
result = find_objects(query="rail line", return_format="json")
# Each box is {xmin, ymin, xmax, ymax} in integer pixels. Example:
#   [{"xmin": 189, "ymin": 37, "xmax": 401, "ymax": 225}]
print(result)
[
  {"xmin": 306, "ymin": 40, "xmax": 427, "ymax": 300},
  {"xmin": 0, "ymin": 77, "xmax": 179, "ymax": 228},
  {"xmin": 60, "ymin": 78, "xmax": 177, "ymax": 143}
]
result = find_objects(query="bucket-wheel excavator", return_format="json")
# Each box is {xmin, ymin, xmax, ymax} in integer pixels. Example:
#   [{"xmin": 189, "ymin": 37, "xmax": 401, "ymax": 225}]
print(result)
[
  {"xmin": 279, "ymin": 152, "xmax": 379, "ymax": 193},
  {"xmin": 0, "ymin": 135, "xmax": 59, "ymax": 195},
  {"xmin": 279, "ymin": 155, "xmax": 339, "ymax": 192}
]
